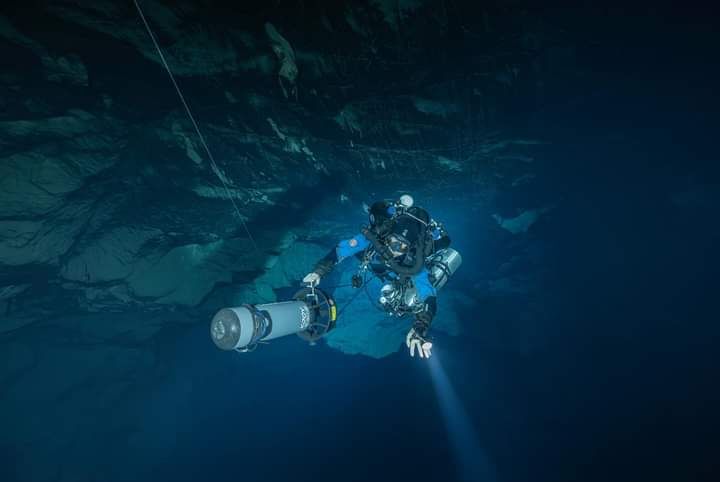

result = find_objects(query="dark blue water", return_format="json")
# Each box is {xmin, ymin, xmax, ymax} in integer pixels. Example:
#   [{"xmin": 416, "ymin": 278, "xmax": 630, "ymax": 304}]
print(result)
[
  {"xmin": 2, "ymin": 3, "xmax": 718, "ymax": 482},
  {"xmin": 91, "ymin": 59, "xmax": 718, "ymax": 482}
]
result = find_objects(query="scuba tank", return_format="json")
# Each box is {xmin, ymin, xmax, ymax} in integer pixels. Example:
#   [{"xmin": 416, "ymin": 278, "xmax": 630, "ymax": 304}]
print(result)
[
  {"xmin": 377, "ymin": 248, "xmax": 463, "ymax": 316},
  {"xmin": 426, "ymin": 248, "xmax": 462, "ymax": 290}
]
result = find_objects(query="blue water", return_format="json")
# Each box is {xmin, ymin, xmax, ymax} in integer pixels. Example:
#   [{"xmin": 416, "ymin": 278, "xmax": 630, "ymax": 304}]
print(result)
[
  {"xmin": 2, "ymin": 3, "xmax": 718, "ymax": 482},
  {"xmin": 36, "ymin": 76, "xmax": 717, "ymax": 481}
]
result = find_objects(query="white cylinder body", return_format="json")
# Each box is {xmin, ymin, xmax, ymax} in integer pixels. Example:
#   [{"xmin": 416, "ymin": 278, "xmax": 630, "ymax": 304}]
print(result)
[
  {"xmin": 428, "ymin": 248, "xmax": 462, "ymax": 290},
  {"xmin": 210, "ymin": 300, "xmax": 311, "ymax": 351}
]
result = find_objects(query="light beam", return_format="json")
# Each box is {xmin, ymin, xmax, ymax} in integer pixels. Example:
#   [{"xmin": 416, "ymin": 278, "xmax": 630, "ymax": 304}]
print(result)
[{"xmin": 428, "ymin": 353, "xmax": 498, "ymax": 482}]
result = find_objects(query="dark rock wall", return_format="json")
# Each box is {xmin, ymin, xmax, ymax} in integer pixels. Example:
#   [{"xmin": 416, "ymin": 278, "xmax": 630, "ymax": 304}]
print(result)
[{"xmin": 1, "ymin": 0, "xmax": 555, "ymax": 321}]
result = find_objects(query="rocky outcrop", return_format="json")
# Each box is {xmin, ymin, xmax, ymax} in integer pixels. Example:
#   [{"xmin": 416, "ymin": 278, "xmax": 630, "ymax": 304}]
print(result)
[
  {"xmin": 0, "ymin": 110, "xmax": 125, "ymax": 269},
  {"xmin": 0, "ymin": 0, "xmax": 552, "ymax": 341},
  {"xmin": 41, "ymin": 54, "xmax": 88, "ymax": 87},
  {"xmin": 370, "ymin": 0, "xmax": 428, "ymax": 31},
  {"xmin": 492, "ymin": 206, "xmax": 553, "ymax": 234},
  {"xmin": 46, "ymin": 1, "xmax": 241, "ymax": 77},
  {"xmin": 265, "ymin": 22, "xmax": 298, "ymax": 99},
  {"xmin": 0, "ymin": 203, "xmax": 93, "ymax": 266},
  {"xmin": 0, "ymin": 110, "xmax": 124, "ymax": 216},
  {"xmin": 60, "ymin": 227, "xmax": 163, "ymax": 283},
  {"xmin": 0, "ymin": 16, "xmax": 88, "ymax": 86}
]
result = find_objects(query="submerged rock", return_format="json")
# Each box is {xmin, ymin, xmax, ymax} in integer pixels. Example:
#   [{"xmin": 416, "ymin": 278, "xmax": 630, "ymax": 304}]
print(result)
[
  {"xmin": 41, "ymin": 53, "xmax": 88, "ymax": 86},
  {"xmin": 334, "ymin": 105, "xmax": 364, "ymax": 137},
  {"xmin": 0, "ymin": 109, "xmax": 109, "ymax": 141},
  {"xmin": 218, "ymin": 239, "xmax": 328, "ymax": 306},
  {"xmin": 492, "ymin": 206, "xmax": 552, "ymax": 234},
  {"xmin": 412, "ymin": 97, "xmax": 461, "ymax": 119},
  {"xmin": 48, "ymin": 1, "xmax": 241, "ymax": 77},
  {"xmin": 126, "ymin": 239, "xmax": 239, "ymax": 306},
  {"xmin": 370, "ymin": 0, "xmax": 427, "ymax": 30},
  {"xmin": 0, "ymin": 110, "xmax": 124, "ymax": 217},
  {"xmin": 264, "ymin": 22, "xmax": 298, "ymax": 99},
  {"xmin": 0, "ymin": 16, "xmax": 88, "ymax": 86},
  {"xmin": 61, "ymin": 227, "xmax": 163, "ymax": 283},
  {"xmin": 0, "ymin": 284, "xmax": 31, "ymax": 301},
  {"xmin": 0, "ymin": 203, "xmax": 93, "ymax": 266}
]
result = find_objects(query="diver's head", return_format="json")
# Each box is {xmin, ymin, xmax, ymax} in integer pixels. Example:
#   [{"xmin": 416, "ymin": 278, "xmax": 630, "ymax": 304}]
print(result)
[
  {"xmin": 387, "ymin": 234, "xmax": 410, "ymax": 258},
  {"xmin": 368, "ymin": 195, "xmax": 414, "ymax": 230},
  {"xmin": 368, "ymin": 201, "xmax": 394, "ymax": 230},
  {"xmin": 385, "ymin": 214, "xmax": 423, "ymax": 257}
]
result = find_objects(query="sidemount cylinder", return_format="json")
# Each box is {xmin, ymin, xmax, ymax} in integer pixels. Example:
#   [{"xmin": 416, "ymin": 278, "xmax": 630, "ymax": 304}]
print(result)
[{"xmin": 427, "ymin": 248, "xmax": 462, "ymax": 290}]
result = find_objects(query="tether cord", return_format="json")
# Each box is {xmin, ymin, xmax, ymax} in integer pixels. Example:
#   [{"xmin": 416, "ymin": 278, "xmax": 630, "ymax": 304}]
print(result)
[
  {"xmin": 133, "ymin": 0, "xmax": 259, "ymax": 253},
  {"xmin": 334, "ymin": 272, "xmax": 390, "ymax": 318},
  {"xmin": 336, "ymin": 287, "xmax": 365, "ymax": 318}
]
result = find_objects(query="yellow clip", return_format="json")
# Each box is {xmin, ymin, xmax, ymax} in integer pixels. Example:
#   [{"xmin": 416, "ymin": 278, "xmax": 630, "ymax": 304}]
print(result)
[{"xmin": 330, "ymin": 305, "xmax": 337, "ymax": 321}]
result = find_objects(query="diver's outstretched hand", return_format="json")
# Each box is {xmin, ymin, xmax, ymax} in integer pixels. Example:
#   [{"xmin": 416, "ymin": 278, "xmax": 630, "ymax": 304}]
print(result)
[
  {"xmin": 302, "ymin": 272, "xmax": 321, "ymax": 287},
  {"xmin": 406, "ymin": 328, "xmax": 433, "ymax": 359}
]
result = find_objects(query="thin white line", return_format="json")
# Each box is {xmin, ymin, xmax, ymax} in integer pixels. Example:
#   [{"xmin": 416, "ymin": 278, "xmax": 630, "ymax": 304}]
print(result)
[{"xmin": 133, "ymin": 0, "xmax": 259, "ymax": 253}]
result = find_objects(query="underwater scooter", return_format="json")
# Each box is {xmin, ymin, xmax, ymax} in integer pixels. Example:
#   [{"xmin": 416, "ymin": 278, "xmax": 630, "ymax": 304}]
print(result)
[{"xmin": 210, "ymin": 285, "xmax": 337, "ymax": 352}]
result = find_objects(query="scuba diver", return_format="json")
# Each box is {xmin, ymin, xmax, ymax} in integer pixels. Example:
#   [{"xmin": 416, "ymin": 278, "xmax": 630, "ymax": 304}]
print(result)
[
  {"xmin": 302, "ymin": 194, "xmax": 457, "ymax": 359},
  {"xmin": 209, "ymin": 194, "xmax": 461, "ymax": 355}
]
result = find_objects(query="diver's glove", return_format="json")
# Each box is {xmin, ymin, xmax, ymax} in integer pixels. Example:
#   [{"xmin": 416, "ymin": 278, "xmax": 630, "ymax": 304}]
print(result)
[
  {"xmin": 406, "ymin": 327, "xmax": 433, "ymax": 359},
  {"xmin": 302, "ymin": 272, "xmax": 321, "ymax": 287}
]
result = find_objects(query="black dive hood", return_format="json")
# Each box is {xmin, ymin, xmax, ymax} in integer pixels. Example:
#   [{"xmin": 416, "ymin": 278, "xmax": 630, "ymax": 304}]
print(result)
[
  {"xmin": 363, "ymin": 199, "xmax": 432, "ymax": 276},
  {"xmin": 361, "ymin": 225, "xmax": 426, "ymax": 277}
]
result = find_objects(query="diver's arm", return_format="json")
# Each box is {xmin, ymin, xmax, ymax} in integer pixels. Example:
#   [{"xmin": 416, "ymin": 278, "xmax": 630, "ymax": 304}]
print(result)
[
  {"xmin": 312, "ymin": 248, "xmax": 339, "ymax": 277},
  {"xmin": 413, "ymin": 296, "xmax": 437, "ymax": 336},
  {"xmin": 406, "ymin": 297, "xmax": 436, "ymax": 359},
  {"xmin": 406, "ymin": 271, "xmax": 437, "ymax": 358},
  {"xmin": 305, "ymin": 234, "xmax": 370, "ymax": 282}
]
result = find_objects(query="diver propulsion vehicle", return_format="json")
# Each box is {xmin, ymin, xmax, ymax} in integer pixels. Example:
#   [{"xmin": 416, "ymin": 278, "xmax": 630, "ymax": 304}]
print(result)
[
  {"xmin": 210, "ymin": 248, "xmax": 461, "ymax": 352},
  {"xmin": 210, "ymin": 287, "xmax": 337, "ymax": 352}
]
